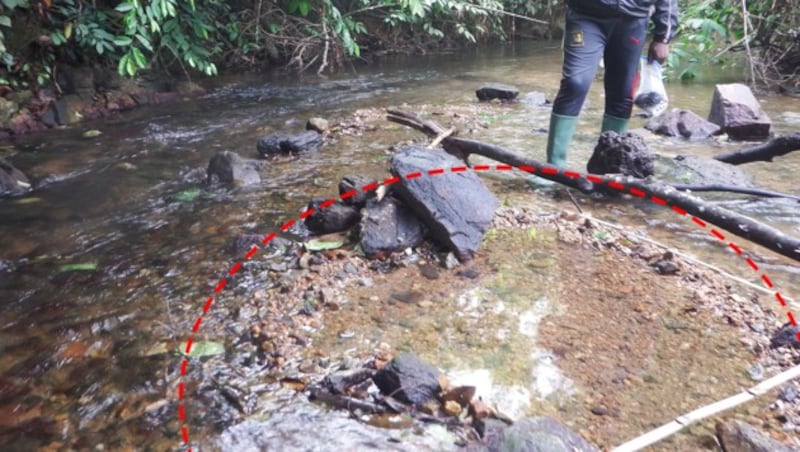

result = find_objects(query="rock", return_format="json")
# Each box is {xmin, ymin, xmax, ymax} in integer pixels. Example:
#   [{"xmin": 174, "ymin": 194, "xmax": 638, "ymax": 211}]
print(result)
[
  {"xmin": 443, "ymin": 400, "xmax": 462, "ymax": 416},
  {"xmin": 206, "ymin": 151, "xmax": 265, "ymax": 186},
  {"xmin": 471, "ymin": 418, "xmax": 509, "ymax": 451},
  {"xmin": 304, "ymin": 198, "xmax": 361, "ymax": 235},
  {"xmin": 651, "ymin": 259, "xmax": 679, "ymax": 275},
  {"xmin": 257, "ymin": 131, "xmax": 323, "ymax": 157},
  {"xmin": 716, "ymin": 420, "xmax": 797, "ymax": 452},
  {"xmin": 501, "ymin": 417, "xmax": 598, "ymax": 452},
  {"xmin": 476, "ymin": 83, "xmax": 519, "ymax": 102},
  {"xmin": 645, "ymin": 109, "xmax": 721, "ymax": 139},
  {"xmin": 664, "ymin": 154, "xmax": 754, "ymax": 187},
  {"xmin": 0, "ymin": 157, "xmax": 32, "ymax": 197},
  {"xmin": 306, "ymin": 117, "xmax": 329, "ymax": 133},
  {"xmin": 338, "ymin": 175, "xmax": 376, "ymax": 207},
  {"xmin": 372, "ymin": 353, "xmax": 442, "ymax": 406},
  {"xmin": 324, "ymin": 368, "xmax": 374, "ymax": 394},
  {"xmin": 770, "ymin": 323, "xmax": 800, "ymax": 349},
  {"xmin": 358, "ymin": 197, "xmax": 425, "ymax": 258},
  {"xmin": 0, "ymin": 97, "xmax": 19, "ymax": 124},
  {"xmin": 521, "ymin": 91, "xmax": 549, "ymax": 106},
  {"xmin": 708, "ymin": 83, "xmax": 772, "ymax": 140},
  {"xmin": 390, "ymin": 146, "xmax": 498, "ymax": 260},
  {"xmin": 440, "ymin": 252, "xmax": 460, "ymax": 269},
  {"xmin": 586, "ymin": 131, "xmax": 654, "ymax": 178}
]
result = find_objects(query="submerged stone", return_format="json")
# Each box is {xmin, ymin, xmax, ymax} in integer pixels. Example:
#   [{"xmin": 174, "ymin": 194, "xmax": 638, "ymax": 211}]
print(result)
[
  {"xmin": 586, "ymin": 131, "xmax": 654, "ymax": 178},
  {"xmin": 501, "ymin": 417, "xmax": 598, "ymax": 452},
  {"xmin": 372, "ymin": 353, "xmax": 442, "ymax": 406},
  {"xmin": 390, "ymin": 146, "xmax": 498, "ymax": 260},
  {"xmin": 0, "ymin": 156, "xmax": 32, "ymax": 198},
  {"xmin": 257, "ymin": 130, "xmax": 323, "ymax": 157},
  {"xmin": 476, "ymin": 83, "xmax": 519, "ymax": 102},
  {"xmin": 206, "ymin": 151, "xmax": 264, "ymax": 186}
]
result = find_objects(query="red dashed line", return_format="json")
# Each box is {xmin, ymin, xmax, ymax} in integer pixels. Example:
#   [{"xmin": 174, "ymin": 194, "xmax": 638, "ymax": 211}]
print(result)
[
  {"xmin": 629, "ymin": 188, "xmax": 646, "ymax": 197},
  {"xmin": 214, "ymin": 279, "xmax": 227, "ymax": 293},
  {"xmin": 192, "ymin": 317, "xmax": 202, "ymax": 333},
  {"xmin": 362, "ymin": 182, "xmax": 379, "ymax": 192},
  {"xmin": 228, "ymin": 262, "xmax": 242, "ymax": 276},
  {"xmin": 650, "ymin": 196, "xmax": 667, "ymax": 206},
  {"xmin": 175, "ymin": 164, "xmax": 797, "ymax": 450}
]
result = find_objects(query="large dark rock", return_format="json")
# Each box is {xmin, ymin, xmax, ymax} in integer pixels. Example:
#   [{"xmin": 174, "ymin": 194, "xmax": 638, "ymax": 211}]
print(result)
[
  {"xmin": 476, "ymin": 83, "xmax": 519, "ymax": 102},
  {"xmin": 207, "ymin": 151, "xmax": 265, "ymax": 186},
  {"xmin": 646, "ymin": 109, "xmax": 721, "ymax": 140},
  {"xmin": 708, "ymin": 83, "xmax": 772, "ymax": 140},
  {"xmin": 390, "ymin": 146, "xmax": 498, "ymax": 261},
  {"xmin": 500, "ymin": 417, "xmax": 598, "ymax": 452},
  {"xmin": 770, "ymin": 323, "xmax": 800, "ymax": 349},
  {"xmin": 257, "ymin": 131, "xmax": 323, "ymax": 157},
  {"xmin": 304, "ymin": 198, "xmax": 361, "ymax": 235},
  {"xmin": 372, "ymin": 353, "xmax": 442, "ymax": 406},
  {"xmin": 358, "ymin": 197, "xmax": 426, "ymax": 258},
  {"xmin": 716, "ymin": 420, "xmax": 797, "ymax": 452},
  {"xmin": 0, "ymin": 157, "xmax": 32, "ymax": 198},
  {"xmin": 586, "ymin": 131, "xmax": 655, "ymax": 178},
  {"xmin": 338, "ymin": 174, "xmax": 376, "ymax": 207}
]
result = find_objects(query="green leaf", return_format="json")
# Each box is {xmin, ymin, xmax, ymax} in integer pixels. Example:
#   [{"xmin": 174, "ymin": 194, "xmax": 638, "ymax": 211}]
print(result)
[
  {"xmin": 181, "ymin": 340, "xmax": 224, "ymax": 358},
  {"xmin": 0, "ymin": 16, "xmax": 11, "ymax": 27},
  {"xmin": 115, "ymin": 2, "xmax": 135, "ymax": 13},
  {"xmin": 132, "ymin": 47, "xmax": 147, "ymax": 68},
  {"xmin": 304, "ymin": 238, "xmax": 344, "ymax": 251},
  {"xmin": 173, "ymin": 188, "xmax": 201, "ymax": 202},
  {"xmin": 83, "ymin": 129, "xmax": 102, "ymax": 138},
  {"xmin": 58, "ymin": 262, "xmax": 98, "ymax": 273},
  {"xmin": 114, "ymin": 36, "xmax": 133, "ymax": 46}
]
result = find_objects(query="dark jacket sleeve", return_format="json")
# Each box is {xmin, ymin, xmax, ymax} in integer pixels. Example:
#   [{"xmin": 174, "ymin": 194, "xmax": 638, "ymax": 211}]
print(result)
[{"xmin": 651, "ymin": 0, "xmax": 679, "ymax": 43}]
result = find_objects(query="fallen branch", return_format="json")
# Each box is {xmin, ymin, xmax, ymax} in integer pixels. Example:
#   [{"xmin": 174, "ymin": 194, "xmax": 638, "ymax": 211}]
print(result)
[
  {"xmin": 308, "ymin": 386, "xmax": 388, "ymax": 414},
  {"xmin": 670, "ymin": 184, "xmax": 800, "ymax": 202},
  {"xmin": 613, "ymin": 364, "xmax": 800, "ymax": 451},
  {"xmin": 713, "ymin": 132, "xmax": 800, "ymax": 165},
  {"xmin": 387, "ymin": 109, "xmax": 800, "ymax": 262}
]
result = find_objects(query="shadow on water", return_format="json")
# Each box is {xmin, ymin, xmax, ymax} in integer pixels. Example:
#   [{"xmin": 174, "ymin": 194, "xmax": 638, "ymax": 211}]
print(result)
[{"xmin": 0, "ymin": 40, "xmax": 799, "ymax": 449}]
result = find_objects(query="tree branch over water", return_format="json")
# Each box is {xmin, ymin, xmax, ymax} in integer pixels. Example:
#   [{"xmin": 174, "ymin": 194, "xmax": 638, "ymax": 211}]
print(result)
[
  {"xmin": 713, "ymin": 133, "xmax": 800, "ymax": 165},
  {"xmin": 387, "ymin": 109, "xmax": 800, "ymax": 262}
]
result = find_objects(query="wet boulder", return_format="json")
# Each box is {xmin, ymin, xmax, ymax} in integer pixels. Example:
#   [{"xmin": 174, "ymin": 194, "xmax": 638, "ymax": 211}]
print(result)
[
  {"xmin": 257, "ymin": 130, "xmax": 323, "ymax": 157},
  {"xmin": 501, "ymin": 417, "xmax": 598, "ymax": 452},
  {"xmin": 716, "ymin": 420, "xmax": 796, "ymax": 452},
  {"xmin": 207, "ymin": 151, "xmax": 265, "ymax": 186},
  {"xmin": 476, "ymin": 83, "xmax": 519, "ymax": 102},
  {"xmin": 663, "ymin": 154, "xmax": 754, "ymax": 187},
  {"xmin": 0, "ymin": 157, "xmax": 32, "ymax": 197},
  {"xmin": 390, "ymin": 146, "xmax": 498, "ymax": 261},
  {"xmin": 708, "ymin": 83, "xmax": 772, "ymax": 140},
  {"xmin": 372, "ymin": 353, "xmax": 442, "ymax": 406},
  {"xmin": 646, "ymin": 109, "xmax": 721, "ymax": 140},
  {"xmin": 338, "ymin": 174, "xmax": 376, "ymax": 207},
  {"xmin": 586, "ymin": 131, "xmax": 655, "ymax": 178},
  {"xmin": 358, "ymin": 197, "xmax": 426, "ymax": 258},
  {"xmin": 304, "ymin": 198, "xmax": 361, "ymax": 235}
]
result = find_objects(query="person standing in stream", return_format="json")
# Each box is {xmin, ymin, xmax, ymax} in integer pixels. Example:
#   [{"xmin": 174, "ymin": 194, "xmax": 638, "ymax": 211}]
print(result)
[{"xmin": 539, "ymin": 0, "xmax": 679, "ymax": 177}]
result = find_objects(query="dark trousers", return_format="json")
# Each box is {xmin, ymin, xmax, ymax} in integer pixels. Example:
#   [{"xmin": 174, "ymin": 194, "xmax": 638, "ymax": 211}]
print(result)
[{"xmin": 552, "ymin": 7, "xmax": 648, "ymax": 119}]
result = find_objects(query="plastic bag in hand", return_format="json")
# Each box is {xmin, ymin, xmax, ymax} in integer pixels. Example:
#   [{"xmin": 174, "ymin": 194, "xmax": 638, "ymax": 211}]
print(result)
[{"xmin": 634, "ymin": 58, "xmax": 668, "ymax": 117}]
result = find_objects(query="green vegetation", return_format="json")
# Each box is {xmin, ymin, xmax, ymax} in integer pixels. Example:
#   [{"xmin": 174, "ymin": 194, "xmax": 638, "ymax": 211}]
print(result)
[{"xmin": 0, "ymin": 0, "xmax": 796, "ymax": 91}]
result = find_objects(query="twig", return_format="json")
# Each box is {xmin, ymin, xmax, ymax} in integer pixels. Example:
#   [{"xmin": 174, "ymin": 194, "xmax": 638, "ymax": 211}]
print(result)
[
  {"xmin": 613, "ymin": 364, "xmax": 800, "ymax": 451},
  {"xmin": 741, "ymin": 0, "xmax": 757, "ymax": 84},
  {"xmin": 428, "ymin": 127, "xmax": 455, "ymax": 149}
]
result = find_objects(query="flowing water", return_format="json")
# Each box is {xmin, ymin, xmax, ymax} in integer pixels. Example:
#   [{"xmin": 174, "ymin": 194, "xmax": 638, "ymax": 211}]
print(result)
[{"xmin": 1, "ymin": 41, "xmax": 799, "ymax": 450}]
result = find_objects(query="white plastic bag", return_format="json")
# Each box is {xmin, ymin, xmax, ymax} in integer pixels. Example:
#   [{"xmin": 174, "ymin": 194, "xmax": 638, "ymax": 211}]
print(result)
[{"xmin": 634, "ymin": 57, "xmax": 668, "ymax": 117}]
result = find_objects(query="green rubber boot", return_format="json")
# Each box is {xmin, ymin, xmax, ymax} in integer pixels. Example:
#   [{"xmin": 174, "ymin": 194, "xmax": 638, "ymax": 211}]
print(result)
[
  {"xmin": 528, "ymin": 113, "xmax": 578, "ymax": 188},
  {"xmin": 601, "ymin": 114, "xmax": 629, "ymax": 134}
]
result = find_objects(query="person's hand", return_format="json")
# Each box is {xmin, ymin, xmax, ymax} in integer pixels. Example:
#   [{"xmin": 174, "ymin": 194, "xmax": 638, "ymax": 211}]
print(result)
[{"xmin": 648, "ymin": 41, "xmax": 669, "ymax": 64}]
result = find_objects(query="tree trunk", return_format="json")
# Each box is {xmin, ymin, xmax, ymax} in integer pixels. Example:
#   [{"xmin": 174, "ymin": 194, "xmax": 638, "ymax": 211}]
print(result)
[
  {"xmin": 387, "ymin": 109, "xmax": 800, "ymax": 263},
  {"xmin": 714, "ymin": 132, "xmax": 800, "ymax": 165}
]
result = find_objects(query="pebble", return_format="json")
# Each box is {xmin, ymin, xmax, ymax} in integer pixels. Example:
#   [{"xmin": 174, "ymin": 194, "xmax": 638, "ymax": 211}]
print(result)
[
  {"xmin": 747, "ymin": 363, "xmax": 764, "ymax": 381},
  {"xmin": 590, "ymin": 406, "xmax": 608, "ymax": 416}
]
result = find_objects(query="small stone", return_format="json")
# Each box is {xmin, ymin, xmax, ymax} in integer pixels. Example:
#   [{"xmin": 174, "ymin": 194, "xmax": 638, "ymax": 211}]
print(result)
[
  {"xmin": 443, "ymin": 400, "xmax": 462, "ymax": 416},
  {"xmin": 747, "ymin": 363, "xmax": 764, "ymax": 381},
  {"xmin": 779, "ymin": 385, "xmax": 798, "ymax": 403},
  {"xmin": 469, "ymin": 399, "xmax": 494, "ymax": 420},
  {"xmin": 440, "ymin": 252, "xmax": 460, "ymax": 270},
  {"xmin": 306, "ymin": 117, "xmax": 329, "ymax": 133},
  {"xmin": 590, "ymin": 406, "xmax": 608, "ymax": 416}
]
